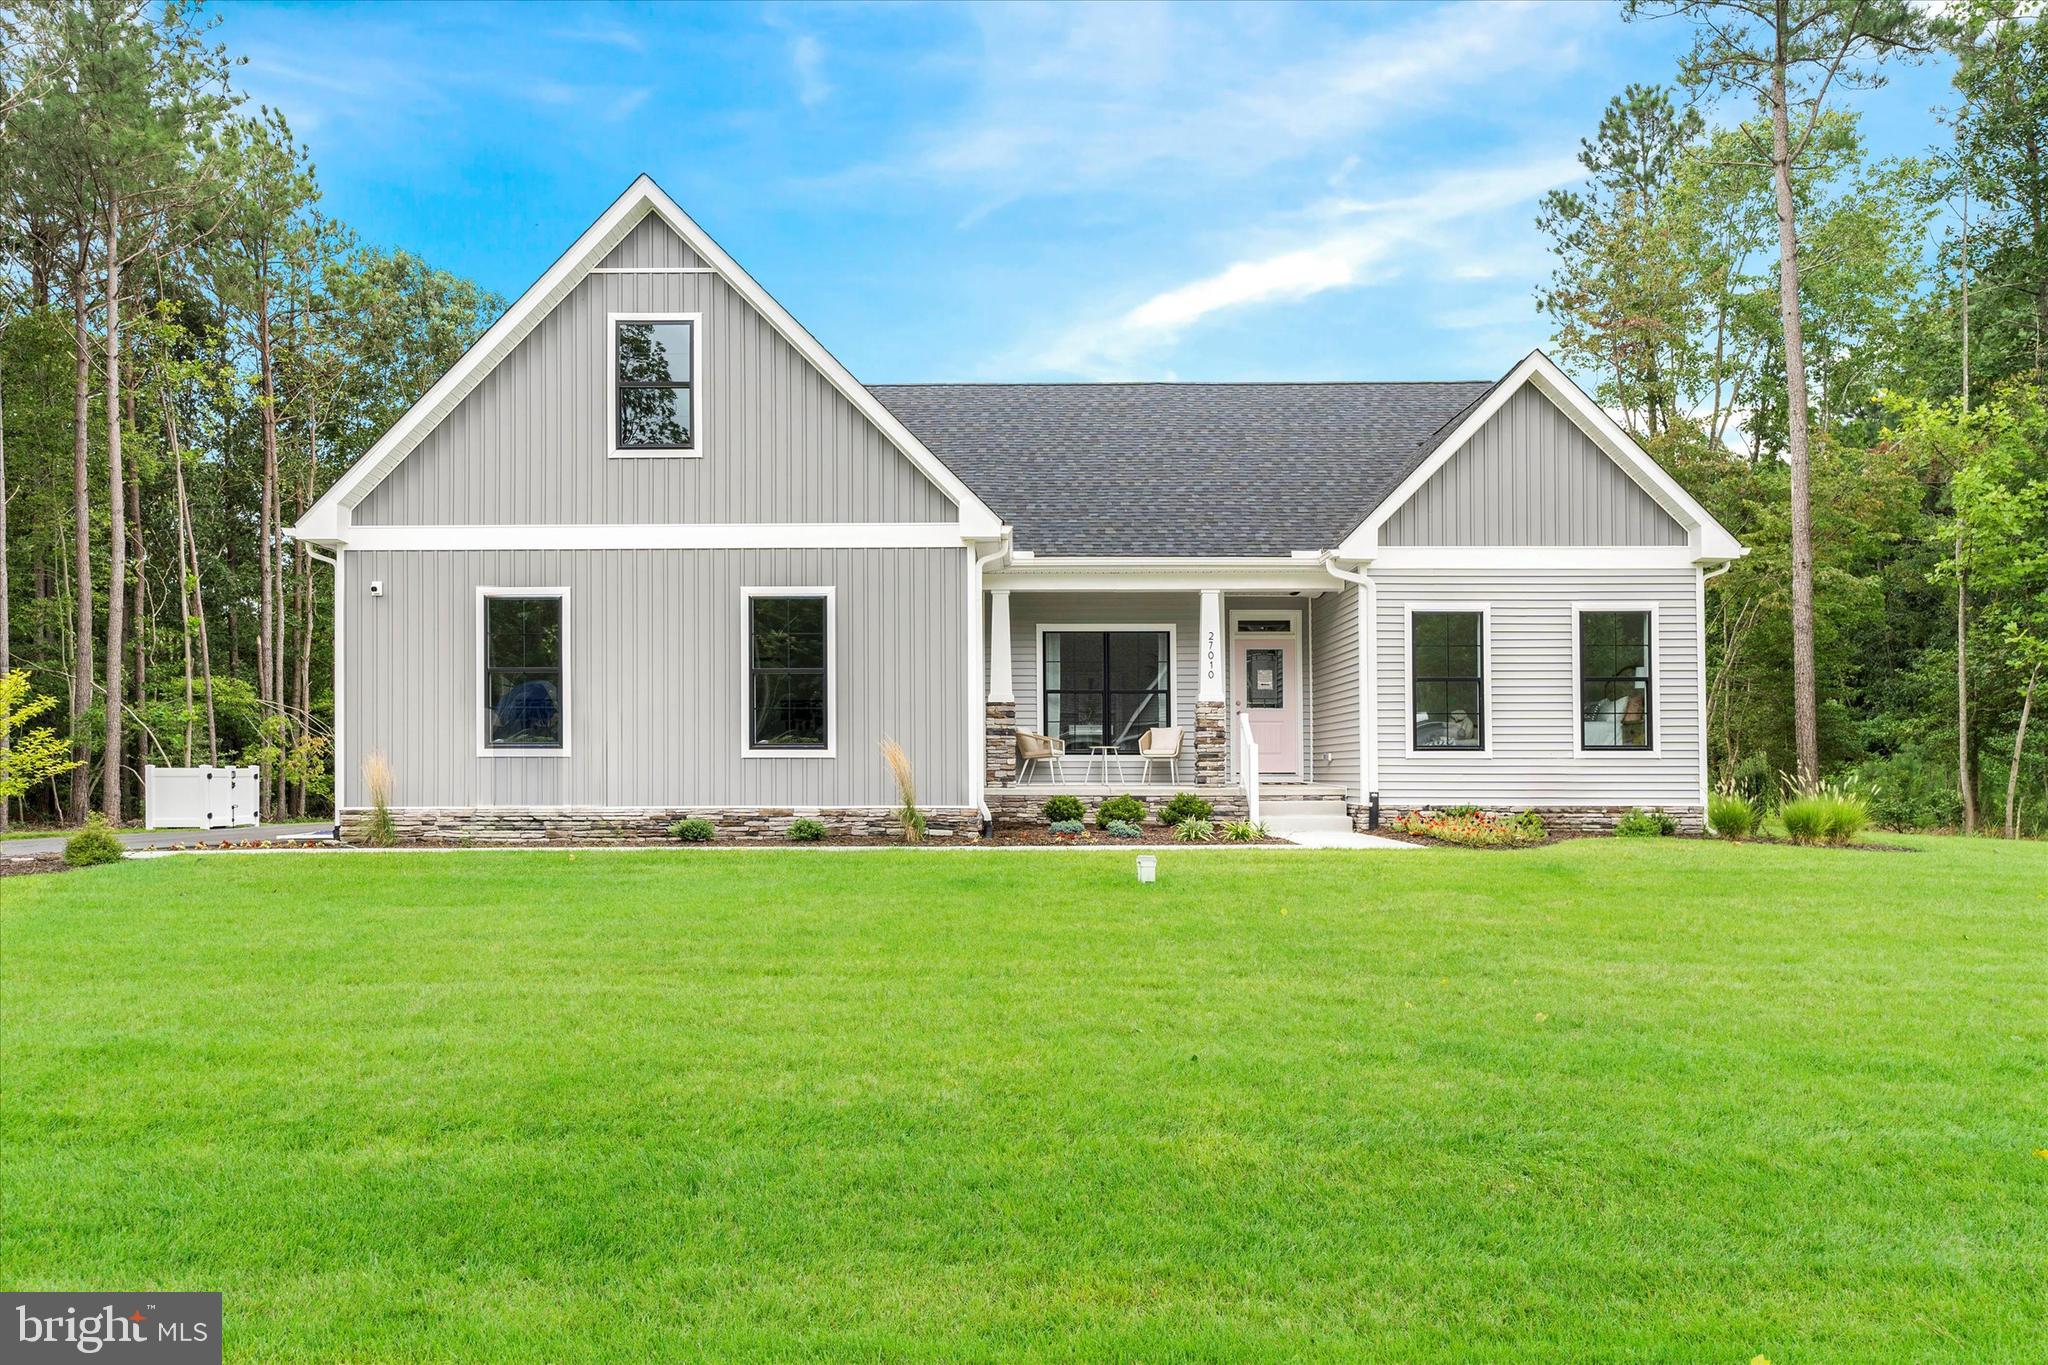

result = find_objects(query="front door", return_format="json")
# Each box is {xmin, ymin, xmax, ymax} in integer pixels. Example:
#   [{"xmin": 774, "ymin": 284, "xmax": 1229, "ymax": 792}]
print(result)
[{"xmin": 1233, "ymin": 622, "xmax": 1300, "ymax": 777}]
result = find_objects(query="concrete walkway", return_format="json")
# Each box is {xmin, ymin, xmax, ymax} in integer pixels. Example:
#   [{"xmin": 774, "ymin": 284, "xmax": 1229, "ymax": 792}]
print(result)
[
  {"xmin": 1273, "ymin": 828, "xmax": 1425, "ymax": 850},
  {"xmin": 1, "ymin": 822, "xmax": 333, "ymax": 859}
]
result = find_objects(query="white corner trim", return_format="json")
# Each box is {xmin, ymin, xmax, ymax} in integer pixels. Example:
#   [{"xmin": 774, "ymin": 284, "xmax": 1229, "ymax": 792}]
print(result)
[
  {"xmin": 1401, "ymin": 601, "xmax": 1493, "ymax": 760},
  {"xmin": 1569, "ymin": 600, "xmax": 1663, "ymax": 758},
  {"xmin": 607, "ymin": 311, "xmax": 704, "ymax": 460},
  {"xmin": 1336, "ymin": 350, "xmax": 1746, "ymax": 563},
  {"xmin": 332, "ymin": 524, "xmax": 975, "ymax": 552},
  {"xmin": 740, "ymin": 586, "xmax": 836, "ymax": 760},
  {"xmin": 476, "ymin": 587, "xmax": 571, "ymax": 759},
  {"xmin": 293, "ymin": 175, "xmax": 1005, "ymax": 546}
]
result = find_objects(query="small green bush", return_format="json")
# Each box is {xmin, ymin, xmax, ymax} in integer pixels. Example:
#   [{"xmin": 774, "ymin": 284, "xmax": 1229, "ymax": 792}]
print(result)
[
  {"xmin": 1040, "ymin": 794, "xmax": 1086, "ymax": 824},
  {"xmin": 788, "ymin": 817, "xmax": 826, "ymax": 842},
  {"xmin": 1782, "ymin": 782, "xmax": 1869, "ymax": 846},
  {"xmin": 1614, "ymin": 807, "xmax": 1676, "ymax": 838},
  {"xmin": 1707, "ymin": 791, "xmax": 1756, "ymax": 840},
  {"xmin": 1049, "ymin": 819, "xmax": 1086, "ymax": 837},
  {"xmin": 1821, "ymin": 792, "xmax": 1869, "ymax": 844},
  {"xmin": 1222, "ymin": 820, "xmax": 1266, "ymax": 842},
  {"xmin": 1443, "ymin": 804, "xmax": 1483, "ymax": 819},
  {"xmin": 1104, "ymin": 819, "xmax": 1143, "ymax": 840},
  {"xmin": 669, "ymin": 818, "xmax": 715, "ymax": 843},
  {"xmin": 1510, "ymin": 810, "xmax": 1546, "ymax": 838},
  {"xmin": 63, "ymin": 816, "xmax": 124, "ymax": 867},
  {"xmin": 1096, "ymin": 793, "xmax": 1146, "ymax": 828},
  {"xmin": 1173, "ymin": 818, "xmax": 1214, "ymax": 843},
  {"xmin": 1160, "ymin": 791, "xmax": 1213, "ymax": 827}
]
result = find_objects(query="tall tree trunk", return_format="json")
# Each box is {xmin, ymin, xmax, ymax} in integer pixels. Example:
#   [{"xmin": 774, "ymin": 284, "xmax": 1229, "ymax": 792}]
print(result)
[
  {"xmin": 172, "ymin": 426, "xmax": 195, "ymax": 768},
  {"xmin": 1769, "ymin": 19, "xmax": 1821, "ymax": 786},
  {"xmin": 128, "ymin": 449, "xmax": 145, "ymax": 789},
  {"xmin": 1957, "ymin": 545, "xmax": 1977, "ymax": 835},
  {"xmin": 168, "ymin": 401, "xmax": 218, "ymax": 764},
  {"xmin": 68, "ymin": 245, "xmax": 95, "ymax": 824},
  {"xmin": 2007, "ymin": 664, "xmax": 2038, "ymax": 841},
  {"xmin": 0, "ymin": 337, "xmax": 10, "ymax": 833},
  {"xmin": 101, "ymin": 201, "xmax": 126, "ymax": 820},
  {"xmin": 256, "ymin": 271, "xmax": 278, "ymax": 819}
]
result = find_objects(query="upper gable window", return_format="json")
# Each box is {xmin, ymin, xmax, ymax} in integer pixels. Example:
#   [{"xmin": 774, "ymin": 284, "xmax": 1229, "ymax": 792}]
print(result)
[{"xmin": 611, "ymin": 313, "xmax": 700, "ymax": 457}]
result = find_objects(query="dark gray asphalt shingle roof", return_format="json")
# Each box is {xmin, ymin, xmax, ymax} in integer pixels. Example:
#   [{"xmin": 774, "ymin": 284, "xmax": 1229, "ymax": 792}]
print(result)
[{"xmin": 869, "ymin": 380, "xmax": 1498, "ymax": 557}]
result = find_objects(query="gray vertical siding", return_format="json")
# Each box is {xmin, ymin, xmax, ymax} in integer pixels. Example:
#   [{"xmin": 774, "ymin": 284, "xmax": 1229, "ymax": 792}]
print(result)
[
  {"xmin": 598, "ymin": 213, "xmax": 706, "ymax": 269},
  {"xmin": 354, "ymin": 234, "xmax": 956, "ymax": 527},
  {"xmin": 1382, "ymin": 386, "xmax": 1686, "ymax": 546},
  {"xmin": 342, "ymin": 547, "xmax": 968, "ymax": 809},
  {"xmin": 1371, "ymin": 566, "xmax": 1702, "ymax": 805},
  {"xmin": 1309, "ymin": 585, "xmax": 1361, "ymax": 799}
]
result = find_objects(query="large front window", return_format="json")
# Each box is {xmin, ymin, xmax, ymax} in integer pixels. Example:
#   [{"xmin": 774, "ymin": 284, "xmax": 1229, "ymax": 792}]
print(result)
[
  {"xmin": 748, "ymin": 593, "xmax": 830, "ymax": 752},
  {"xmin": 1411, "ymin": 610, "xmax": 1484, "ymax": 751},
  {"xmin": 483, "ymin": 593, "xmax": 565, "ymax": 750},
  {"xmin": 1580, "ymin": 609, "xmax": 1653, "ymax": 749},
  {"xmin": 1043, "ymin": 630, "xmax": 1170, "ymax": 754}
]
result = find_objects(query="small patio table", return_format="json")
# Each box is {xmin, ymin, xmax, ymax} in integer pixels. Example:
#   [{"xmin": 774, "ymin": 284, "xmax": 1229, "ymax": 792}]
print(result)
[{"xmin": 1085, "ymin": 744, "xmax": 1129, "ymax": 784}]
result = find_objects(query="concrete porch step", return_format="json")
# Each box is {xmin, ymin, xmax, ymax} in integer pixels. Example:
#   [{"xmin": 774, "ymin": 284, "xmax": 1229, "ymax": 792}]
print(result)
[
  {"xmin": 1259, "ymin": 783, "xmax": 1350, "ymax": 804},
  {"xmin": 1260, "ymin": 795, "xmax": 1352, "ymax": 836}
]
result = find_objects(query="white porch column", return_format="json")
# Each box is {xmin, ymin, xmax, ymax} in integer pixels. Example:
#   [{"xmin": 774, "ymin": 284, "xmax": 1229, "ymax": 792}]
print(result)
[
  {"xmin": 1198, "ymin": 589, "xmax": 1225, "ymax": 702},
  {"xmin": 1196, "ymin": 589, "xmax": 1228, "ymax": 785},
  {"xmin": 987, "ymin": 590, "xmax": 1014, "ymax": 703}
]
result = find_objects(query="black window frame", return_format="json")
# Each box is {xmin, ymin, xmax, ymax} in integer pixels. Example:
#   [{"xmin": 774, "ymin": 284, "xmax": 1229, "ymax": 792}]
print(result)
[
  {"xmin": 747, "ymin": 593, "xmax": 830, "ymax": 753},
  {"xmin": 1578, "ymin": 609, "xmax": 1654, "ymax": 751},
  {"xmin": 1041, "ymin": 629, "xmax": 1172, "ymax": 755},
  {"xmin": 613, "ymin": 317, "xmax": 696, "ymax": 453},
  {"xmin": 482, "ymin": 591, "xmax": 566, "ymax": 752},
  {"xmin": 1410, "ymin": 610, "xmax": 1486, "ymax": 752}
]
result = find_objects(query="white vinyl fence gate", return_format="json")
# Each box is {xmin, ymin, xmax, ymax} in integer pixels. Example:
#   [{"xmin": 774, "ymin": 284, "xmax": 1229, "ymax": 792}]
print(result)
[{"xmin": 144, "ymin": 765, "xmax": 262, "ymax": 830}]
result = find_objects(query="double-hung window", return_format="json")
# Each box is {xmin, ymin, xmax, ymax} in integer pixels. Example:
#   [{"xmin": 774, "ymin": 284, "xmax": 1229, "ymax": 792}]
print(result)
[
  {"xmin": 480, "ymin": 589, "xmax": 567, "ymax": 754},
  {"xmin": 1410, "ymin": 610, "xmax": 1485, "ymax": 751},
  {"xmin": 1042, "ymin": 630, "xmax": 1171, "ymax": 754},
  {"xmin": 745, "ymin": 589, "xmax": 833, "ymax": 755},
  {"xmin": 1579, "ymin": 608, "xmax": 1653, "ymax": 750},
  {"xmin": 611, "ymin": 313, "xmax": 699, "ymax": 456}
]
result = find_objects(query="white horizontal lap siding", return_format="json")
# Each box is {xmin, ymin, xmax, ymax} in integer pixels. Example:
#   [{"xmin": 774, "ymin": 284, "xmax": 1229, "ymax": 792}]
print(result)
[
  {"xmin": 1309, "ymin": 585, "xmax": 1361, "ymax": 801},
  {"xmin": 341, "ymin": 547, "xmax": 968, "ymax": 809},
  {"xmin": 1373, "ymin": 567, "xmax": 1701, "ymax": 806},
  {"xmin": 353, "ymin": 267, "xmax": 955, "ymax": 527},
  {"xmin": 1005, "ymin": 592, "xmax": 1200, "ymax": 739}
]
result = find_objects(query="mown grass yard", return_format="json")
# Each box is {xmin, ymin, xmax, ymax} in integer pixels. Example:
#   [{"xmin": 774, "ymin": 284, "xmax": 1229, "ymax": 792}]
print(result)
[{"xmin": 4, "ymin": 838, "xmax": 2045, "ymax": 1361}]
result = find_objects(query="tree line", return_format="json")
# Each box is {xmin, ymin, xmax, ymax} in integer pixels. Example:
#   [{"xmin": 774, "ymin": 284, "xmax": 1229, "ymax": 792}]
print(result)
[
  {"xmin": 1543, "ymin": 0, "xmax": 2045, "ymax": 835},
  {"xmin": 1, "ymin": 0, "xmax": 501, "ymax": 827}
]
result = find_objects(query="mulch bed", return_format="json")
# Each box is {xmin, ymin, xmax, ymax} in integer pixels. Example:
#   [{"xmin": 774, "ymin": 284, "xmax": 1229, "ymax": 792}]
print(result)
[
  {"xmin": 989, "ymin": 826, "xmax": 1287, "ymax": 847},
  {"xmin": 0, "ymin": 854, "xmax": 72, "ymax": 877}
]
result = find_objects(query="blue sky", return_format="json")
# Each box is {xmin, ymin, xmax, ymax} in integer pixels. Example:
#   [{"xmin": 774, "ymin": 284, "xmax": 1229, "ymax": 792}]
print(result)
[{"xmin": 216, "ymin": 0, "xmax": 1958, "ymax": 385}]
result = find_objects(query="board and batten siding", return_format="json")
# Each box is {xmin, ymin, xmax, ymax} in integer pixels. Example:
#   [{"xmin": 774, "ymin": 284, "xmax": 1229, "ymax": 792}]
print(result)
[
  {"xmin": 1308, "ymin": 585, "xmax": 1361, "ymax": 800},
  {"xmin": 353, "ymin": 223, "xmax": 956, "ymax": 527},
  {"xmin": 341, "ymin": 547, "xmax": 968, "ymax": 809},
  {"xmin": 1382, "ymin": 386, "xmax": 1686, "ymax": 546},
  {"xmin": 1371, "ymin": 567, "xmax": 1703, "ymax": 806}
]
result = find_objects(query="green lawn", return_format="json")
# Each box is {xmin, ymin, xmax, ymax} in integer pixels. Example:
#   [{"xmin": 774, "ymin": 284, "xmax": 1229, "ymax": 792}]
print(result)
[{"xmin": 4, "ymin": 839, "xmax": 2045, "ymax": 1361}]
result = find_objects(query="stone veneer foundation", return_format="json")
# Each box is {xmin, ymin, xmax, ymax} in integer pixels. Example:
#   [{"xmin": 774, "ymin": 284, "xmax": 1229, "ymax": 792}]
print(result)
[
  {"xmin": 984, "ymin": 700, "xmax": 1018, "ymax": 787},
  {"xmin": 1193, "ymin": 701, "xmax": 1229, "ymax": 786},
  {"xmin": 1360, "ymin": 803, "xmax": 1707, "ymax": 836},
  {"xmin": 342, "ymin": 806, "xmax": 983, "ymax": 845}
]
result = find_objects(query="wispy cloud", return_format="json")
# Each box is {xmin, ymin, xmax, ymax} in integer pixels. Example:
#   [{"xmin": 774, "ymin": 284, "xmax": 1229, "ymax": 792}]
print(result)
[{"xmin": 791, "ymin": 33, "xmax": 832, "ymax": 108}]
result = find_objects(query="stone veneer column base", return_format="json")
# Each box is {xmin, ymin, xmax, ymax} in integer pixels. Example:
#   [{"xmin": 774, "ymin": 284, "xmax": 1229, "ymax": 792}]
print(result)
[
  {"xmin": 1365, "ymin": 803, "xmax": 1706, "ymax": 836},
  {"xmin": 341, "ymin": 806, "xmax": 983, "ymax": 846},
  {"xmin": 1193, "ymin": 701, "xmax": 1229, "ymax": 786},
  {"xmin": 985, "ymin": 700, "xmax": 1018, "ymax": 788}
]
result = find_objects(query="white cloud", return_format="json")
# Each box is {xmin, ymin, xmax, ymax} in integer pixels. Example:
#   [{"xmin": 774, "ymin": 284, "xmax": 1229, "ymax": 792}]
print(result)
[{"xmin": 791, "ymin": 33, "xmax": 832, "ymax": 108}]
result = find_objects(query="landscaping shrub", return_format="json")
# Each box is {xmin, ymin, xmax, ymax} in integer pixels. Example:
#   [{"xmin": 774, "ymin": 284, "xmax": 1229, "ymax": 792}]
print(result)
[
  {"xmin": 1104, "ymin": 819, "xmax": 1143, "ymax": 840},
  {"xmin": 1040, "ymin": 794, "xmax": 1086, "ymax": 824},
  {"xmin": 1173, "ymin": 818, "xmax": 1215, "ymax": 843},
  {"xmin": 1389, "ymin": 810, "xmax": 1544, "ymax": 848},
  {"xmin": 669, "ymin": 818, "xmax": 715, "ymax": 843},
  {"xmin": 879, "ymin": 737, "xmax": 924, "ymax": 843},
  {"xmin": 1160, "ymin": 791, "xmax": 1213, "ymax": 827},
  {"xmin": 1707, "ymin": 791, "xmax": 1756, "ymax": 840},
  {"xmin": 1443, "ymin": 803, "xmax": 1483, "ymax": 819},
  {"xmin": 1222, "ymin": 820, "xmax": 1267, "ymax": 842},
  {"xmin": 360, "ymin": 749, "xmax": 398, "ymax": 848},
  {"xmin": 1096, "ymin": 794, "xmax": 1146, "ymax": 829},
  {"xmin": 1844, "ymin": 751, "xmax": 1961, "ymax": 830},
  {"xmin": 1782, "ymin": 781, "xmax": 1869, "ymax": 846},
  {"xmin": 788, "ymin": 817, "xmax": 826, "ymax": 843},
  {"xmin": 1614, "ymin": 807, "xmax": 1676, "ymax": 838},
  {"xmin": 1049, "ymin": 819, "xmax": 1086, "ymax": 838},
  {"xmin": 63, "ymin": 816, "xmax": 124, "ymax": 867},
  {"xmin": 1510, "ymin": 810, "xmax": 1546, "ymax": 839}
]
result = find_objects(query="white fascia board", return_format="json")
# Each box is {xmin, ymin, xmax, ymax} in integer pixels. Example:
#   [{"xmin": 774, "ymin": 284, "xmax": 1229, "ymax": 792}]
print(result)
[
  {"xmin": 987, "ymin": 556, "xmax": 1333, "ymax": 594},
  {"xmin": 1365, "ymin": 545, "xmax": 1717, "ymax": 571},
  {"xmin": 293, "ymin": 175, "xmax": 1004, "ymax": 545},
  {"xmin": 1334, "ymin": 349, "xmax": 1746, "ymax": 564},
  {"xmin": 331, "ymin": 523, "xmax": 975, "ymax": 552}
]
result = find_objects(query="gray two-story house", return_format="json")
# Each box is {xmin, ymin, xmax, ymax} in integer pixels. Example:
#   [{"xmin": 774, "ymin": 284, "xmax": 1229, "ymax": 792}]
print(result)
[{"xmin": 292, "ymin": 177, "xmax": 1745, "ymax": 842}]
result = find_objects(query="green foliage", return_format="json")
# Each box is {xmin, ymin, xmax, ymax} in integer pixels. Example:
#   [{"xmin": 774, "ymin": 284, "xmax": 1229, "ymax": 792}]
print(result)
[
  {"xmin": 1096, "ymin": 794, "xmax": 1146, "ymax": 829},
  {"xmin": 1706, "ymin": 791, "xmax": 1757, "ymax": 840},
  {"xmin": 1842, "ymin": 750, "xmax": 1962, "ymax": 831},
  {"xmin": 1172, "ymin": 818, "xmax": 1214, "ymax": 843},
  {"xmin": 1442, "ymin": 804, "xmax": 1483, "ymax": 819},
  {"xmin": 670, "ymin": 819, "xmax": 715, "ymax": 844},
  {"xmin": 1103, "ymin": 820, "xmax": 1143, "ymax": 840},
  {"xmin": 1222, "ymin": 821, "xmax": 1268, "ymax": 843},
  {"xmin": 1160, "ymin": 792, "xmax": 1214, "ymax": 827},
  {"xmin": 788, "ymin": 818, "xmax": 826, "ymax": 843},
  {"xmin": 1040, "ymin": 795, "xmax": 1086, "ymax": 824},
  {"xmin": 1781, "ymin": 781, "xmax": 1870, "ymax": 846},
  {"xmin": 1049, "ymin": 820, "xmax": 1085, "ymax": 838},
  {"xmin": 1391, "ymin": 810, "xmax": 1545, "ymax": 848},
  {"xmin": 1510, "ymin": 810, "xmax": 1547, "ymax": 839},
  {"xmin": 0, "ymin": 670, "xmax": 83, "ymax": 801},
  {"xmin": 63, "ymin": 816, "xmax": 124, "ymax": 867},
  {"xmin": 1614, "ymin": 808, "xmax": 1677, "ymax": 838}
]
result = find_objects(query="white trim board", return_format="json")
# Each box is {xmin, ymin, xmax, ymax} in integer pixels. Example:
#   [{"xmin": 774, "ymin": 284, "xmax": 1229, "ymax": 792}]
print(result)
[
  {"xmin": 293, "ymin": 175, "xmax": 1003, "ymax": 546},
  {"xmin": 475, "ymin": 586, "xmax": 572, "ymax": 759},
  {"xmin": 740, "ymin": 586, "xmax": 837, "ymax": 760},
  {"xmin": 331, "ymin": 524, "xmax": 973, "ymax": 552},
  {"xmin": 1336, "ymin": 350, "xmax": 1745, "ymax": 564}
]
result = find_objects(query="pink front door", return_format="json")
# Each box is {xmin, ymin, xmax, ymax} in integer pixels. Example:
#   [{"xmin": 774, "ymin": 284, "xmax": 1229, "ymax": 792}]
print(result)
[{"xmin": 1234, "ymin": 631, "xmax": 1300, "ymax": 776}]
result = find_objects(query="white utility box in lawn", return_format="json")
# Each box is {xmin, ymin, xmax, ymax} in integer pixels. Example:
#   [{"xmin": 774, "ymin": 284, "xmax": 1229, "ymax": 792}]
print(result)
[{"xmin": 144, "ymin": 765, "xmax": 262, "ymax": 830}]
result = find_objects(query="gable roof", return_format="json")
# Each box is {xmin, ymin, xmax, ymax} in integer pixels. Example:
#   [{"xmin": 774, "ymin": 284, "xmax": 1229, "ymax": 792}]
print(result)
[
  {"xmin": 292, "ymin": 176, "xmax": 1002, "ymax": 545},
  {"xmin": 870, "ymin": 380, "xmax": 1495, "ymax": 558}
]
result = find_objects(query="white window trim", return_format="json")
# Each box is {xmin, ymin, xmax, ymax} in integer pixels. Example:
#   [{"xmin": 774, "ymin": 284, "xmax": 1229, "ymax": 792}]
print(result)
[
  {"xmin": 741, "ymin": 586, "xmax": 836, "ymax": 760},
  {"xmin": 1571, "ymin": 601, "xmax": 1662, "ymax": 757},
  {"xmin": 1402, "ymin": 601, "xmax": 1492, "ymax": 760},
  {"xmin": 608, "ymin": 311, "xmax": 703, "ymax": 460},
  {"xmin": 476, "ymin": 586, "xmax": 571, "ymax": 759},
  {"xmin": 1033, "ymin": 622, "xmax": 1179, "ymax": 746}
]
